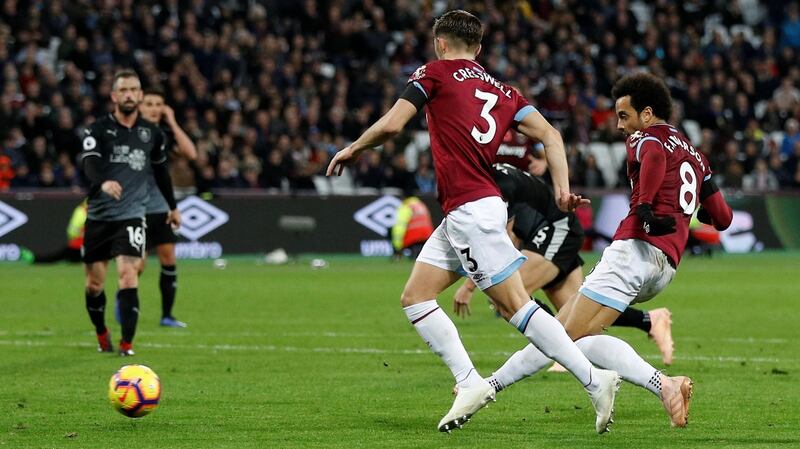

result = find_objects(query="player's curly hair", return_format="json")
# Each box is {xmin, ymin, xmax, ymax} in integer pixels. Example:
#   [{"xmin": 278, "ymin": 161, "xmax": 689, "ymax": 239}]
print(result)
[
  {"xmin": 433, "ymin": 10, "xmax": 483, "ymax": 49},
  {"xmin": 612, "ymin": 73, "xmax": 672, "ymax": 120}
]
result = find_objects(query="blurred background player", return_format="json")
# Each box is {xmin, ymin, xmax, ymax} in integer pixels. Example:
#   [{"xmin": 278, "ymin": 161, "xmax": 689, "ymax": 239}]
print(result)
[
  {"xmin": 483, "ymin": 73, "xmax": 733, "ymax": 428},
  {"xmin": 127, "ymin": 87, "xmax": 197, "ymax": 328},
  {"xmin": 80, "ymin": 69, "xmax": 180, "ymax": 356},
  {"xmin": 452, "ymin": 162, "xmax": 675, "ymax": 366},
  {"xmin": 327, "ymin": 10, "xmax": 620, "ymax": 434},
  {"xmin": 21, "ymin": 199, "xmax": 87, "ymax": 264},
  {"xmin": 391, "ymin": 189, "xmax": 434, "ymax": 260}
]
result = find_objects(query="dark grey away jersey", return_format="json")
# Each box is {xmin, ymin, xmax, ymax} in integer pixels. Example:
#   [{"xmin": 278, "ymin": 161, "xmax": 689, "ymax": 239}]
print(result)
[
  {"xmin": 493, "ymin": 163, "xmax": 573, "ymax": 242},
  {"xmin": 145, "ymin": 126, "xmax": 175, "ymax": 214},
  {"xmin": 80, "ymin": 114, "xmax": 167, "ymax": 221}
]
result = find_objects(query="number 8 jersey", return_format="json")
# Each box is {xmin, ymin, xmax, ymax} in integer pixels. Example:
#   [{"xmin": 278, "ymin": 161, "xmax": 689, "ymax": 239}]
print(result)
[
  {"xmin": 614, "ymin": 123, "xmax": 712, "ymax": 266},
  {"xmin": 408, "ymin": 59, "xmax": 535, "ymax": 214}
]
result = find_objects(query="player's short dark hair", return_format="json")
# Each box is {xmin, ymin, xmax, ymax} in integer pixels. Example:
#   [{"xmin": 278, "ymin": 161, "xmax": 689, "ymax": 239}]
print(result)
[
  {"xmin": 611, "ymin": 73, "xmax": 672, "ymax": 120},
  {"xmin": 143, "ymin": 86, "xmax": 165, "ymax": 99},
  {"xmin": 112, "ymin": 69, "xmax": 140, "ymax": 90},
  {"xmin": 433, "ymin": 10, "xmax": 483, "ymax": 49}
]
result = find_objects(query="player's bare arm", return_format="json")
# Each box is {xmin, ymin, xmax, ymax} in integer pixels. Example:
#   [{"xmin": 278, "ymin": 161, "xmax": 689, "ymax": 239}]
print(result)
[
  {"xmin": 326, "ymin": 99, "xmax": 417, "ymax": 176},
  {"xmin": 516, "ymin": 111, "xmax": 588, "ymax": 211},
  {"xmin": 163, "ymin": 105, "xmax": 198, "ymax": 161}
]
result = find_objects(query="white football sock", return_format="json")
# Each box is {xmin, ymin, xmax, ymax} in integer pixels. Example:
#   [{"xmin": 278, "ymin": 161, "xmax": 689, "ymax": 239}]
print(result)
[
  {"xmin": 490, "ymin": 343, "xmax": 551, "ymax": 390},
  {"xmin": 576, "ymin": 335, "xmax": 662, "ymax": 397},
  {"xmin": 508, "ymin": 301, "xmax": 596, "ymax": 390},
  {"xmin": 404, "ymin": 299, "xmax": 482, "ymax": 387}
]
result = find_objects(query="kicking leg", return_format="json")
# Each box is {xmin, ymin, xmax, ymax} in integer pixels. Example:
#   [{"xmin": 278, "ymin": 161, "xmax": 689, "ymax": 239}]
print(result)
[
  {"xmin": 564, "ymin": 294, "xmax": 692, "ymax": 427},
  {"xmin": 485, "ymin": 272, "xmax": 620, "ymax": 433}
]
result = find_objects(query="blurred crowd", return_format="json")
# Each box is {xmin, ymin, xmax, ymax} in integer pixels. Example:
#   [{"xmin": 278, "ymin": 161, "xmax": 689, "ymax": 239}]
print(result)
[{"xmin": 1, "ymin": 0, "xmax": 800, "ymax": 195}]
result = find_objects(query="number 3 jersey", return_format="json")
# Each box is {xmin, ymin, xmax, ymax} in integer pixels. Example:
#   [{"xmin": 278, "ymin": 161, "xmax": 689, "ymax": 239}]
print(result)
[
  {"xmin": 408, "ymin": 59, "xmax": 535, "ymax": 214},
  {"xmin": 614, "ymin": 123, "xmax": 712, "ymax": 266}
]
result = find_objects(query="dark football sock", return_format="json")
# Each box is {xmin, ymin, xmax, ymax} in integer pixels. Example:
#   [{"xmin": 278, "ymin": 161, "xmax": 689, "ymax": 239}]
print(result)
[
  {"xmin": 533, "ymin": 297, "xmax": 555, "ymax": 316},
  {"xmin": 159, "ymin": 265, "xmax": 177, "ymax": 318},
  {"xmin": 118, "ymin": 288, "xmax": 140, "ymax": 343},
  {"xmin": 612, "ymin": 308, "xmax": 651, "ymax": 333},
  {"xmin": 85, "ymin": 290, "xmax": 107, "ymax": 334}
]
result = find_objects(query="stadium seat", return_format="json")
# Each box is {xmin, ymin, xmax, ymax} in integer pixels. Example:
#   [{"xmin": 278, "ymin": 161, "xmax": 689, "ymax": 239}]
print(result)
[
  {"xmin": 330, "ymin": 168, "xmax": 355, "ymax": 195},
  {"xmin": 682, "ymin": 120, "xmax": 702, "ymax": 145},
  {"xmin": 312, "ymin": 176, "xmax": 332, "ymax": 195},
  {"xmin": 587, "ymin": 142, "xmax": 618, "ymax": 187}
]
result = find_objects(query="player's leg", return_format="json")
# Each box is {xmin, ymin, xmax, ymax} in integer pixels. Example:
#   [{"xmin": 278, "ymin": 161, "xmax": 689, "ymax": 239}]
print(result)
[
  {"xmin": 453, "ymin": 198, "xmax": 619, "ymax": 433},
  {"xmin": 116, "ymin": 253, "xmax": 145, "ymax": 325},
  {"xmin": 83, "ymin": 219, "xmax": 114, "ymax": 351},
  {"xmin": 538, "ymin": 265, "xmax": 584, "ymax": 372},
  {"xmin": 547, "ymin": 252, "xmax": 673, "ymax": 364},
  {"xmin": 543, "ymin": 265, "xmax": 583, "ymax": 311},
  {"xmin": 613, "ymin": 306, "xmax": 674, "ymax": 365},
  {"xmin": 116, "ymin": 255, "xmax": 141, "ymax": 355},
  {"xmin": 113, "ymin": 218, "xmax": 146, "ymax": 355},
  {"xmin": 85, "ymin": 260, "xmax": 112, "ymax": 351},
  {"xmin": 483, "ymin": 272, "xmax": 619, "ymax": 433},
  {"xmin": 147, "ymin": 212, "xmax": 183, "ymax": 326},
  {"xmin": 156, "ymin": 242, "xmax": 185, "ymax": 327},
  {"xmin": 406, "ymin": 221, "xmax": 495, "ymax": 432},
  {"xmin": 516, "ymin": 250, "xmax": 560, "ymax": 298},
  {"xmin": 566, "ymin": 241, "xmax": 690, "ymax": 427}
]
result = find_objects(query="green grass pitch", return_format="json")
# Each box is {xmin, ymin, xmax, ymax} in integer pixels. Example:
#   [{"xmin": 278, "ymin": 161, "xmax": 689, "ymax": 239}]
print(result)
[{"xmin": 1, "ymin": 252, "xmax": 799, "ymax": 448}]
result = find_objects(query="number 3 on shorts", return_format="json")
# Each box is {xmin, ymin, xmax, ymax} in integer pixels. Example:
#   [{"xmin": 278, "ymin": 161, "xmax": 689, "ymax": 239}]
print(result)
[{"xmin": 460, "ymin": 247, "xmax": 478, "ymax": 272}]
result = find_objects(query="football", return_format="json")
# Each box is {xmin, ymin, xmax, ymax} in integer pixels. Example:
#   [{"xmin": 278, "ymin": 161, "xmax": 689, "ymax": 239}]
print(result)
[{"xmin": 108, "ymin": 365, "xmax": 162, "ymax": 418}]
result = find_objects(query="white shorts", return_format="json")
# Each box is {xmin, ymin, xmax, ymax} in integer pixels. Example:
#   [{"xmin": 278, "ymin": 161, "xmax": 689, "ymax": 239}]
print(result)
[
  {"xmin": 579, "ymin": 239, "xmax": 676, "ymax": 312},
  {"xmin": 417, "ymin": 196, "xmax": 526, "ymax": 291}
]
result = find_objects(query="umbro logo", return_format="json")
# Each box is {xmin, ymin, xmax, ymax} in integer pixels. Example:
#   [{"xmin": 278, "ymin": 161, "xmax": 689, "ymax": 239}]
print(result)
[
  {"xmin": 353, "ymin": 195, "xmax": 401, "ymax": 236},
  {"xmin": 0, "ymin": 201, "xmax": 28, "ymax": 238},
  {"xmin": 176, "ymin": 196, "xmax": 229, "ymax": 241}
]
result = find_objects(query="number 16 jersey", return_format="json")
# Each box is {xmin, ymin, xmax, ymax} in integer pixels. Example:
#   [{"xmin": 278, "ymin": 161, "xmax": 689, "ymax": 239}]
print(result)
[
  {"xmin": 408, "ymin": 59, "xmax": 535, "ymax": 214},
  {"xmin": 614, "ymin": 123, "xmax": 712, "ymax": 266}
]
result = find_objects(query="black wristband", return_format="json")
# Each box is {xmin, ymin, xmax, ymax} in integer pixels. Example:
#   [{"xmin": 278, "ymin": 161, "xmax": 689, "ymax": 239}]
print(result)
[{"xmin": 699, "ymin": 178, "xmax": 719, "ymax": 202}]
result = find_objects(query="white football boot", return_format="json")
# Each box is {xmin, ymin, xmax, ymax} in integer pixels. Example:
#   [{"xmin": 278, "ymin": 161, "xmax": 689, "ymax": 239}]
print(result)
[
  {"xmin": 586, "ymin": 368, "xmax": 622, "ymax": 433},
  {"xmin": 437, "ymin": 378, "xmax": 496, "ymax": 433}
]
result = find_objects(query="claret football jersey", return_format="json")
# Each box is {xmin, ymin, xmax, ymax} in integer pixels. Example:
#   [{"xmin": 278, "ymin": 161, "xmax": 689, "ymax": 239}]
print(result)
[{"xmin": 408, "ymin": 59, "xmax": 536, "ymax": 214}]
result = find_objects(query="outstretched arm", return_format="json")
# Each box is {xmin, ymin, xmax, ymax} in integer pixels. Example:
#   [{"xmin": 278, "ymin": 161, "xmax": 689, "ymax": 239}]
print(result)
[
  {"xmin": 516, "ymin": 111, "xmax": 588, "ymax": 211},
  {"xmin": 326, "ymin": 99, "xmax": 418, "ymax": 176}
]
